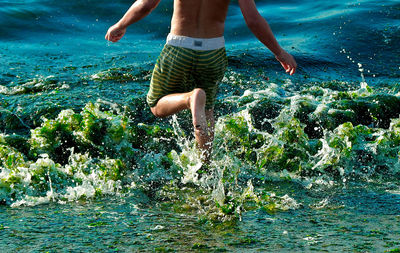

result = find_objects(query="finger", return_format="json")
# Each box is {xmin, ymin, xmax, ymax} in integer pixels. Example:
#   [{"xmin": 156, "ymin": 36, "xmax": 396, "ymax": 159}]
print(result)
[
  {"xmin": 290, "ymin": 66, "xmax": 296, "ymax": 75},
  {"xmin": 106, "ymin": 33, "xmax": 114, "ymax": 42}
]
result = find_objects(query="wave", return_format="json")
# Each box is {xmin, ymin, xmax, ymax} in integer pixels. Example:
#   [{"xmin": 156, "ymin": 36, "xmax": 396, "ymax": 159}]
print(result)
[{"xmin": 1, "ymin": 76, "xmax": 400, "ymax": 221}]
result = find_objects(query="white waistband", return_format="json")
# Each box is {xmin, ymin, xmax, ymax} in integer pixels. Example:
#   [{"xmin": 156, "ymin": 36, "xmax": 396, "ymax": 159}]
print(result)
[{"xmin": 166, "ymin": 34, "xmax": 225, "ymax": 51}]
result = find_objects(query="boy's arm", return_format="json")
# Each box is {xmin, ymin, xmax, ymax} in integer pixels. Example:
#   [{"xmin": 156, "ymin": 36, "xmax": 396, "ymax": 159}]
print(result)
[
  {"xmin": 105, "ymin": 0, "xmax": 161, "ymax": 43},
  {"xmin": 238, "ymin": 0, "xmax": 297, "ymax": 75}
]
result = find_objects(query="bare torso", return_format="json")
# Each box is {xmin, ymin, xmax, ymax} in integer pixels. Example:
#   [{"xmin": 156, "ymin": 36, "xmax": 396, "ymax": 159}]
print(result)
[{"xmin": 170, "ymin": 0, "xmax": 230, "ymax": 38}]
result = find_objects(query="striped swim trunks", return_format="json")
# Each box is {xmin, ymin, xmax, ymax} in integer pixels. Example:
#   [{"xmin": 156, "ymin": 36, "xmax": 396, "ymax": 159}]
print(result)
[{"xmin": 146, "ymin": 34, "xmax": 228, "ymax": 110}]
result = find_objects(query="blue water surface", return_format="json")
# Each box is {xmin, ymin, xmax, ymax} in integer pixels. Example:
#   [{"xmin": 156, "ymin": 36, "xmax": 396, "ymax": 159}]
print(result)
[
  {"xmin": 1, "ymin": 0, "xmax": 399, "ymax": 84},
  {"xmin": 1, "ymin": 0, "xmax": 400, "ymax": 252}
]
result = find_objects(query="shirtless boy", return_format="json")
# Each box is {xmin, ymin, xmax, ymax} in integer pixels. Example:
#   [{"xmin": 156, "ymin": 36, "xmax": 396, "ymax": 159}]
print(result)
[{"xmin": 105, "ymin": 0, "xmax": 297, "ymax": 161}]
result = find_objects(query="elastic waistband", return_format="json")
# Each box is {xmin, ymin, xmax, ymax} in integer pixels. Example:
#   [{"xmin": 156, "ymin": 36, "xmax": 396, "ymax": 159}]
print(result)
[{"xmin": 166, "ymin": 34, "xmax": 225, "ymax": 51}]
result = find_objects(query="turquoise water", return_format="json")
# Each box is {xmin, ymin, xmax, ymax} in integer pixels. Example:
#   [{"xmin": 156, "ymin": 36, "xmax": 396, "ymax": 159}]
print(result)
[{"xmin": 1, "ymin": 0, "xmax": 400, "ymax": 251}]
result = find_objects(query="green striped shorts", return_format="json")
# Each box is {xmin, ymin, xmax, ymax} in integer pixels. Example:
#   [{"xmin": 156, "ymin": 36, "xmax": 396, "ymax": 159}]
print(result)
[{"xmin": 147, "ymin": 37, "xmax": 228, "ymax": 110}]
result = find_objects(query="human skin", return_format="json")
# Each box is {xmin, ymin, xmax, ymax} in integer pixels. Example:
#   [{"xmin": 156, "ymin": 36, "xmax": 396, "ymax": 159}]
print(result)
[{"xmin": 105, "ymin": 0, "xmax": 297, "ymax": 161}]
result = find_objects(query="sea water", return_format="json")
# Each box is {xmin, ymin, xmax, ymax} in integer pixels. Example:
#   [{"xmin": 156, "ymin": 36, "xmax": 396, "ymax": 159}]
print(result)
[{"xmin": 1, "ymin": 0, "xmax": 400, "ymax": 252}]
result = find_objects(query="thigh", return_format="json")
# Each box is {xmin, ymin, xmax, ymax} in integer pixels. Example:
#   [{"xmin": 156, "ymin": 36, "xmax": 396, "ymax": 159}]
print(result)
[{"xmin": 194, "ymin": 48, "xmax": 228, "ymax": 109}]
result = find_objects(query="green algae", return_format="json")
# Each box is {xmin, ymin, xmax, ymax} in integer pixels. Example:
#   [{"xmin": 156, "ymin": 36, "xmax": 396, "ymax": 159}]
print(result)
[
  {"xmin": 387, "ymin": 248, "xmax": 400, "ymax": 253},
  {"xmin": 0, "ymin": 100, "xmax": 178, "ymax": 206},
  {"xmin": 91, "ymin": 67, "xmax": 151, "ymax": 83},
  {"xmin": 0, "ymin": 76, "xmax": 60, "ymax": 95},
  {"xmin": 215, "ymin": 111, "xmax": 310, "ymax": 174},
  {"xmin": 29, "ymin": 102, "xmax": 138, "ymax": 165},
  {"xmin": 214, "ymin": 81, "xmax": 400, "ymax": 182},
  {"xmin": 87, "ymin": 221, "xmax": 110, "ymax": 227}
]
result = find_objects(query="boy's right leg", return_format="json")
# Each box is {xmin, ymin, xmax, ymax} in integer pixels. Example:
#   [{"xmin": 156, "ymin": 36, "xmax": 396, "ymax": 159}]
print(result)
[
  {"xmin": 150, "ymin": 92, "xmax": 192, "ymax": 118},
  {"xmin": 150, "ymin": 88, "xmax": 213, "ymax": 161}
]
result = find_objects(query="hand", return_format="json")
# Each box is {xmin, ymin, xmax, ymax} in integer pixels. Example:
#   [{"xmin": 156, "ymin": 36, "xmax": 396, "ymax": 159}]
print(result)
[
  {"xmin": 105, "ymin": 23, "xmax": 126, "ymax": 43},
  {"xmin": 275, "ymin": 50, "xmax": 297, "ymax": 75}
]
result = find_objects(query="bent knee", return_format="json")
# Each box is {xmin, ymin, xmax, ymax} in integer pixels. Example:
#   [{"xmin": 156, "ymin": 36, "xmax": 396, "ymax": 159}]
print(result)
[{"xmin": 150, "ymin": 107, "xmax": 164, "ymax": 118}]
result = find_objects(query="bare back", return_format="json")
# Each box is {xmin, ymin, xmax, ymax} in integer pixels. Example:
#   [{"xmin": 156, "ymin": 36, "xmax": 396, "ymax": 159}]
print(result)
[{"xmin": 170, "ymin": 0, "xmax": 230, "ymax": 38}]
